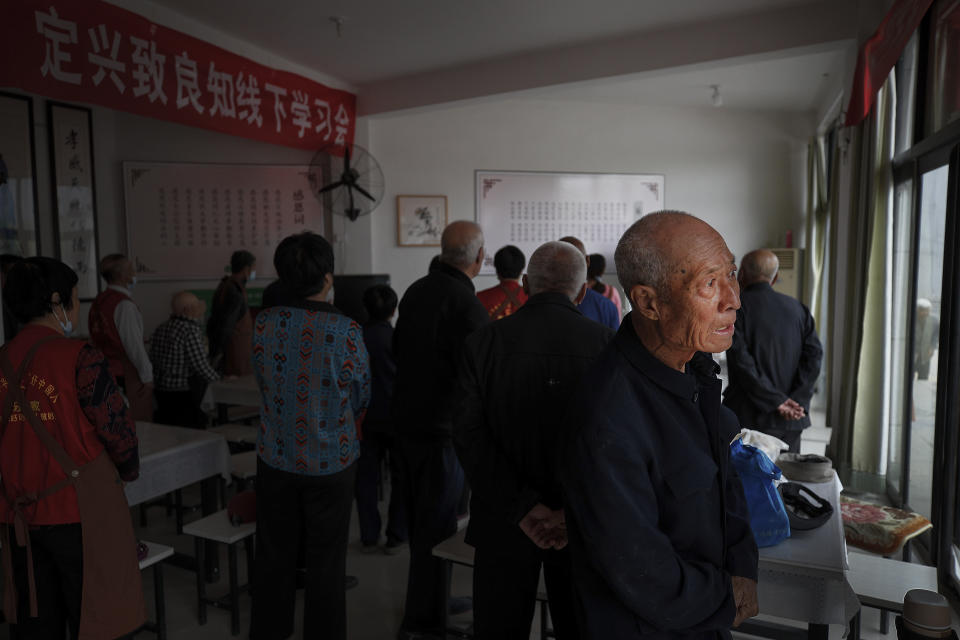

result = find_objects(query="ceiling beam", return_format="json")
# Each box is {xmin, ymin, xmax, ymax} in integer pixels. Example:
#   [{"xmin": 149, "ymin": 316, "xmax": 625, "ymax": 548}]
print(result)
[{"xmin": 358, "ymin": 0, "xmax": 857, "ymax": 116}]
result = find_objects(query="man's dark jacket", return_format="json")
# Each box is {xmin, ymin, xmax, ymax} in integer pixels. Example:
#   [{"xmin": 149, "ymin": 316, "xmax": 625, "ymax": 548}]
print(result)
[
  {"xmin": 393, "ymin": 262, "xmax": 489, "ymax": 441},
  {"xmin": 723, "ymin": 282, "xmax": 823, "ymax": 432},
  {"xmin": 363, "ymin": 320, "xmax": 396, "ymax": 434},
  {"xmin": 454, "ymin": 292, "xmax": 614, "ymax": 546},
  {"xmin": 561, "ymin": 317, "xmax": 758, "ymax": 640}
]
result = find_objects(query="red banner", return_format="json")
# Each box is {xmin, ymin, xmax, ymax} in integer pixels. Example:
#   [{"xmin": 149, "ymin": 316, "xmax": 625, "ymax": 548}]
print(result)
[
  {"xmin": 844, "ymin": 0, "xmax": 933, "ymax": 127},
  {"xmin": 0, "ymin": 1, "xmax": 356, "ymax": 152}
]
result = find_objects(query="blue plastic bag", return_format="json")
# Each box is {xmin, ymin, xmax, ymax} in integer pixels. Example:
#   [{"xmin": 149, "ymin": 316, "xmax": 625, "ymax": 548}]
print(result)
[{"xmin": 729, "ymin": 439, "xmax": 790, "ymax": 547}]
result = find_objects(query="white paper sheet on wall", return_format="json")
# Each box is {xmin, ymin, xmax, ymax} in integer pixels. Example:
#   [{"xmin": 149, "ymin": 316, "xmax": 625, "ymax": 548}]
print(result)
[
  {"xmin": 475, "ymin": 170, "xmax": 664, "ymax": 275},
  {"xmin": 123, "ymin": 162, "xmax": 326, "ymax": 280}
]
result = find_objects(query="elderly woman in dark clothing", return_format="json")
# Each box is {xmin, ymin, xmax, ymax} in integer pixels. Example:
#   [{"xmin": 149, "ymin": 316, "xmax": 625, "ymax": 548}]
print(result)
[{"xmin": 250, "ymin": 232, "xmax": 370, "ymax": 640}]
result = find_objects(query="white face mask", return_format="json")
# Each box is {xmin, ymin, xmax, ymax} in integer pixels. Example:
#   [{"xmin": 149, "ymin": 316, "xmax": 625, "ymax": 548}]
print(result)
[
  {"xmin": 55, "ymin": 303, "xmax": 74, "ymax": 336},
  {"xmin": 248, "ymin": 270, "xmax": 256, "ymax": 283},
  {"xmin": 326, "ymin": 285, "xmax": 335, "ymax": 304},
  {"xmin": 129, "ymin": 276, "xmax": 138, "ymax": 289}
]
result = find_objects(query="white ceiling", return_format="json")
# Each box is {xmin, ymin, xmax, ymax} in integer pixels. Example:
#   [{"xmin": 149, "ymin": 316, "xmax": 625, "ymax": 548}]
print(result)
[
  {"xmin": 148, "ymin": 0, "xmax": 816, "ymax": 84},
  {"xmin": 528, "ymin": 46, "xmax": 848, "ymax": 112}
]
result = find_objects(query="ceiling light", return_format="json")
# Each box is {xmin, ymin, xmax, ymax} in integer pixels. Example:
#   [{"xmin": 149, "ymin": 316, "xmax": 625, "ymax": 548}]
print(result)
[{"xmin": 710, "ymin": 85, "xmax": 723, "ymax": 108}]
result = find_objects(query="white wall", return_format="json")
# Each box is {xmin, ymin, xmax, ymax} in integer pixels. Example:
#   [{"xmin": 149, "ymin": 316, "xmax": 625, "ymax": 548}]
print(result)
[
  {"xmin": 366, "ymin": 97, "xmax": 812, "ymax": 301},
  {"xmin": 23, "ymin": 97, "xmax": 372, "ymax": 337}
]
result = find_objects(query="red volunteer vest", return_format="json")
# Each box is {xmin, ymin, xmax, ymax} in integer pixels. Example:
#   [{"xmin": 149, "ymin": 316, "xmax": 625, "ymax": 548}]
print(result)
[
  {"xmin": 88, "ymin": 288, "xmax": 131, "ymax": 380},
  {"xmin": 476, "ymin": 281, "xmax": 528, "ymax": 320},
  {"xmin": 0, "ymin": 326, "xmax": 105, "ymax": 524}
]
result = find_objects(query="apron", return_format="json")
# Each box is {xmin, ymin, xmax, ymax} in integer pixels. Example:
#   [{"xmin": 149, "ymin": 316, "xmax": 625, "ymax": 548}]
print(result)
[
  {"xmin": 121, "ymin": 356, "xmax": 153, "ymax": 423},
  {"xmin": 0, "ymin": 338, "xmax": 146, "ymax": 640}
]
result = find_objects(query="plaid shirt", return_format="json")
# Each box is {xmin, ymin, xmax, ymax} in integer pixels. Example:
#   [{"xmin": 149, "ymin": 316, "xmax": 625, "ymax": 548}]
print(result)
[{"xmin": 150, "ymin": 316, "xmax": 219, "ymax": 392}]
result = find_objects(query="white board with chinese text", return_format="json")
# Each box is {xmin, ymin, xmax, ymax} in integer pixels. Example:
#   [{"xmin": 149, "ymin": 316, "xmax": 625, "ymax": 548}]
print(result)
[
  {"xmin": 123, "ymin": 162, "xmax": 325, "ymax": 280},
  {"xmin": 475, "ymin": 170, "xmax": 665, "ymax": 275}
]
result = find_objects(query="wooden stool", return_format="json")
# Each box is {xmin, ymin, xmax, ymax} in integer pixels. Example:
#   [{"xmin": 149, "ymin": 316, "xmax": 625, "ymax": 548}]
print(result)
[
  {"xmin": 138, "ymin": 540, "xmax": 175, "ymax": 640},
  {"xmin": 183, "ymin": 509, "xmax": 256, "ymax": 636}
]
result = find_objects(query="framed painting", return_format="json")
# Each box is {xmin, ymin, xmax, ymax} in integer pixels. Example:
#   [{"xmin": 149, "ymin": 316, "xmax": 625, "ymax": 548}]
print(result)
[
  {"xmin": 397, "ymin": 195, "xmax": 446, "ymax": 247},
  {"xmin": 0, "ymin": 91, "xmax": 41, "ymax": 257}
]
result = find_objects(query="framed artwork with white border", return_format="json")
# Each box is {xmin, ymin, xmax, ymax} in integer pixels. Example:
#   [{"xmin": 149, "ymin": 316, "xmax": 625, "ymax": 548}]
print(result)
[{"xmin": 397, "ymin": 195, "xmax": 446, "ymax": 247}]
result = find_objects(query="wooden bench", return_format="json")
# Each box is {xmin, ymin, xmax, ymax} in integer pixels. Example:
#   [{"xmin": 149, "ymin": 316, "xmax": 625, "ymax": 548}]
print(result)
[
  {"xmin": 138, "ymin": 540, "xmax": 175, "ymax": 640},
  {"xmin": 182, "ymin": 509, "xmax": 256, "ymax": 636},
  {"xmin": 846, "ymin": 551, "xmax": 938, "ymax": 638},
  {"xmin": 432, "ymin": 526, "xmax": 554, "ymax": 639}
]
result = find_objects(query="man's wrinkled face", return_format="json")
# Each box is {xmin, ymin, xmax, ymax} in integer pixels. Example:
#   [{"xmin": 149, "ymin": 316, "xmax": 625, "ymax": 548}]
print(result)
[{"xmin": 657, "ymin": 232, "xmax": 741, "ymax": 355}]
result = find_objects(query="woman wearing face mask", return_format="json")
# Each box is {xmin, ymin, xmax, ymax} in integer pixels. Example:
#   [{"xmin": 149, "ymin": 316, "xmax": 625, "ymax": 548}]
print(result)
[{"xmin": 0, "ymin": 257, "xmax": 145, "ymax": 639}]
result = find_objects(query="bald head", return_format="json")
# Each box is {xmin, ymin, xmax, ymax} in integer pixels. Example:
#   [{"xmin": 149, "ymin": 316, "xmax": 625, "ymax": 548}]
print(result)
[
  {"xmin": 172, "ymin": 291, "xmax": 204, "ymax": 319},
  {"xmin": 739, "ymin": 250, "xmax": 779, "ymax": 286},
  {"xmin": 615, "ymin": 211, "xmax": 714, "ymax": 295},
  {"xmin": 440, "ymin": 221, "xmax": 485, "ymax": 276},
  {"xmin": 526, "ymin": 241, "xmax": 588, "ymax": 301},
  {"xmin": 99, "ymin": 253, "xmax": 133, "ymax": 285},
  {"xmin": 558, "ymin": 236, "xmax": 586, "ymax": 255}
]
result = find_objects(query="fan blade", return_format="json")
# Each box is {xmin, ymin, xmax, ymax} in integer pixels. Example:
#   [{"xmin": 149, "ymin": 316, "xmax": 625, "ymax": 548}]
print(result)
[
  {"xmin": 354, "ymin": 184, "xmax": 376, "ymax": 202},
  {"xmin": 317, "ymin": 180, "xmax": 344, "ymax": 194}
]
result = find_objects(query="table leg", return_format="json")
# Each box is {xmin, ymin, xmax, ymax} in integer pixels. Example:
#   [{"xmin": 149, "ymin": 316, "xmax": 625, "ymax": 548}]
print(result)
[
  {"xmin": 201, "ymin": 477, "xmax": 220, "ymax": 582},
  {"xmin": 442, "ymin": 560, "xmax": 451, "ymax": 636},
  {"xmin": 154, "ymin": 563, "xmax": 167, "ymax": 640},
  {"xmin": 229, "ymin": 544, "xmax": 240, "ymax": 636},
  {"xmin": 195, "ymin": 537, "xmax": 207, "ymax": 626},
  {"xmin": 808, "ymin": 623, "xmax": 828, "ymax": 640},
  {"xmin": 849, "ymin": 610, "xmax": 861, "ymax": 640}
]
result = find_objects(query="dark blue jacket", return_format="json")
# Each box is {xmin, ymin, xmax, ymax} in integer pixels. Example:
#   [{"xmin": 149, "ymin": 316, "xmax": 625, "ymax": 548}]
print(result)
[
  {"xmin": 362, "ymin": 320, "xmax": 396, "ymax": 434},
  {"xmin": 577, "ymin": 287, "xmax": 620, "ymax": 330},
  {"xmin": 723, "ymin": 282, "xmax": 823, "ymax": 432},
  {"xmin": 561, "ymin": 316, "xmax": 758, "ymax": 640}
]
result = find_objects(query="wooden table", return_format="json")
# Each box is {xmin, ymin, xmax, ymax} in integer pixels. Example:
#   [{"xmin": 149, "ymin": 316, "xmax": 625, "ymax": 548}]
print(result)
[
  {"xmin": 126, "ymin": 422, "xmax": 231, "ymax": 581},
  {"xmin": 741, "ymin": 472, "xmax": 856, "ymax": 640},
  {"xmin": 200, "ymin": 375, "xmax": 259, "ymax": 424}
]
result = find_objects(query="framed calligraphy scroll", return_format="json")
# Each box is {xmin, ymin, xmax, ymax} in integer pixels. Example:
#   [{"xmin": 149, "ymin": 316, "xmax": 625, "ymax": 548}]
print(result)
[
  {"xmin": 475, "ymin": 170, "xmax": 665, "ymax": 276},
  {"xmin": 48, "ymin": 101, "xmax": 100, "ymax": 300},
  {"xmin": 0, "ymin": 91, "xmax": 41, "ymax": 257}
]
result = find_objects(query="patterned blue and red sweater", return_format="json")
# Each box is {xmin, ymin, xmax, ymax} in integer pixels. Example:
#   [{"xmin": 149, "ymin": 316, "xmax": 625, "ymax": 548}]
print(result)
[{"xmin": 253, "ymin": 301, "xmax": 370, "ymax": 476}]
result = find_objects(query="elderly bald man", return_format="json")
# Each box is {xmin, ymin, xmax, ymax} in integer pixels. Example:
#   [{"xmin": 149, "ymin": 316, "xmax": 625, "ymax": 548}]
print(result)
[
  {"xmin": 454, "ymin": 241, "xmax": 613, "ymax": 639},
  {"xmin": 561, "ymin": 212, "xmax": 759, "ymax": 639},
  {"xmin": 723, "ymin": 249, "xmax": 823, "ymax": 453},
  {"xmin": 149, "ymin": 291, "xmax": 220, "ymax": 428},
  {"xmin": 393, "ymin": 220, "xmax": 490, "ymax": 638},
  {"xmin": 558, "ymin": 236, "xmax": 620, "ymax": 331}
]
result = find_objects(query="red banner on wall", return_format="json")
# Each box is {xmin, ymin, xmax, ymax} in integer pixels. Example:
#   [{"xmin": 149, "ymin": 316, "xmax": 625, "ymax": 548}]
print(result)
[{"xmin": 0, "ymin": 1, "xmax": 356, "ymax": 152}]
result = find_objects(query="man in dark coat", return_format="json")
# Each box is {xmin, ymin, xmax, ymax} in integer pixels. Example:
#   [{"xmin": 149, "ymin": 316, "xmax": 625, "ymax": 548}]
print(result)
[
  {"xmin": 723, "ymin": 249, "xmax": 823, "ymax": 452},
  {"xmin": 393, "ymin": 220, "xmax": 490, "ymax": 639},
  {"xmin": 207, "ymin": 249, "xmax": 256, "ymax": 375},
  {"xmin": 561, "ymin": 211, "xmax": 759, "ymax": 640},
  {"xmin": 455, "ymin": 241, "xmax": 614, "ymax": 639}
]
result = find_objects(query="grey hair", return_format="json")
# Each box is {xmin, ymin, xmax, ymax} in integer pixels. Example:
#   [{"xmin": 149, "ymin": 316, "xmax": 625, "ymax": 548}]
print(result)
[
  {"xmin": 441, "ymin": 227, "xmax": 484, "ymax": 270},
  {"xmin": 615, "ymin": 211, "xmax": 696, "ymax": 295},
  {"xmin": 527, "ymin": 241, "xmax": 587, "ymax": 300}
]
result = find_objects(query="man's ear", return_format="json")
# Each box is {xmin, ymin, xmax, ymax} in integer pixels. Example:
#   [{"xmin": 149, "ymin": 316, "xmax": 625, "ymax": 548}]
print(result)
[
  {"xmin": 771, "ymin": 271, "xmax": 779, "ymax": 286},
  {"xmin": 475, "ymin": 246, "xmax": 485, "ymax": 267},
  {"xmin": 629, "ymin": 284, "xmax": 660, "ymax": 321},
  {"xmin": 325, "ymin": 272, "xmax": 335, "ymax": 290},
  {"xmin": 574, "ymin": 282, "xmax": 587, "ymax": 305},
  {"xmin": 522, "ymin": 274, "xmax": 530, "ymax": 296}
]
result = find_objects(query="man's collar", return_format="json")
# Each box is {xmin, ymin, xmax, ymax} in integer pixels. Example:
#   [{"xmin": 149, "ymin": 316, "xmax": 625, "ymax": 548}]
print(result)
[
  {"xmin": 522, "ymin": 291, "xmax": 577, "ymax": 311},
  {"xmin": 434, "ymin": 261, "xmax": 475, "ymax": 292},
  {"xmin": 743, "ymin": 281, "xmax": 773, "ymax": 292},
  {"xmin": 172, "ymin": 314, "xmax": 201, "ymax": 325},
  {"xmin": 107, "ymin": 284, "xmax": 131, "ymax": 297},
  {"xmin": 613, "ymin": 313, "xmax": 719, "ymax": 402}
]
